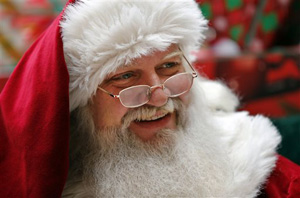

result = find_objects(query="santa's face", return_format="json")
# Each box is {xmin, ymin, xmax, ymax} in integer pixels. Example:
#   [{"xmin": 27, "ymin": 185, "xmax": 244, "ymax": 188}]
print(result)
[
  {"xmin": 67, "ymin": 54, "xmax": 233, "ymax": 196},
  {"xmin": 91, "ymin": 44, "xmax": 190, "ymax": 141}
]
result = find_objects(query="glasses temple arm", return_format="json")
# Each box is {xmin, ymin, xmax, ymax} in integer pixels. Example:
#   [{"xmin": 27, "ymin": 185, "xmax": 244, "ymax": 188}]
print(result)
[
  {"xmin": 179, "ymin": 47, "xmax": 198, "ymax": 78},
  {"xmin": 98, "ymin": 87, "xmax": 120, "ymax": 98}
]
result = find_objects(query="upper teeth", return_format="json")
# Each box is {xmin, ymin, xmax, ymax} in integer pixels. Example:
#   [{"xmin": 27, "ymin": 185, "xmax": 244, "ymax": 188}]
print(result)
[{"xmin": 137, "ymin": 111, "xmax": 169, "ymax": 122}]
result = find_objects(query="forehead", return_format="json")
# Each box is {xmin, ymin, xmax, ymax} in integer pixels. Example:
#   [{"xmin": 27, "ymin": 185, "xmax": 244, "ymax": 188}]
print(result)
[
  {"xmin": 103, "ymin": 44, "xmax": 184, "ymax": 80},
  {"xmin": 124, "ymin": 44, "xmax": 182, "ymax": 68}
]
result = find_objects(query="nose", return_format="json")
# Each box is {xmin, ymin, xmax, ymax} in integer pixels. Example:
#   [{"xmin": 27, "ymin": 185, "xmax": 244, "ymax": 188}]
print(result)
[
  {"xmin": 146, "ymin": 84, "xmax": 168, "ymax": 107},
  {"xmin": 143, "ymin": 73, "xmax": 168, "ymax": 107}
]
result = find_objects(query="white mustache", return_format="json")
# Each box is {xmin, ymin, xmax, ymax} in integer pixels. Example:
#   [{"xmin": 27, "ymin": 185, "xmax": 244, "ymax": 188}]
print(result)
[{"xmin": 121, "ymin": 99, "xmax": 176, "ymax": 128}]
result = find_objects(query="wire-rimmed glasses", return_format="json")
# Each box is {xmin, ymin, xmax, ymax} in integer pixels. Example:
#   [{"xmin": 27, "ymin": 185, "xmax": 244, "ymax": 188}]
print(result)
[{"xmin": 98, "ymin": 50, "xmax": 197, "ymax": 108}]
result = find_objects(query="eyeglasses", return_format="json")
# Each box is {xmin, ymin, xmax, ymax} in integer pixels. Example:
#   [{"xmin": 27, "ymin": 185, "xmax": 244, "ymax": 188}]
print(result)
[{"xmin": 98, "ymin": 51, "xmax": 197, "ymax": 108}]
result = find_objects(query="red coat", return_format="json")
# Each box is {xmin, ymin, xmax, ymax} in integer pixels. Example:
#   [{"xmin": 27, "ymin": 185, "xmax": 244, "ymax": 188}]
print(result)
[
  {"xmin": 262, "ymin": 155, "xmax": 300, "ymax": 198},
  {"xmin": 0, "ymin": 0, "xmax": 299, "ymax": 197}
]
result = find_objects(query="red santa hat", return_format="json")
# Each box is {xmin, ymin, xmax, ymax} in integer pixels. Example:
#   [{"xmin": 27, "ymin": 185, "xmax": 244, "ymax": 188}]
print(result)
[{"xmin": 60, "ymin": 0, "xmax": 208, "ymax": 111}]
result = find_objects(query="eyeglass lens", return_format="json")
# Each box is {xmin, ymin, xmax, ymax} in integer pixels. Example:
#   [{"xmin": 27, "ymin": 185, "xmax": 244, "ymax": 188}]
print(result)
[
  {"xmin": 119, "ymin": 73, "xmax": 193, "ymax": 108},
  {"xmin": 164, "ymin": 73, "xmax": 193, "ymax": 97}
]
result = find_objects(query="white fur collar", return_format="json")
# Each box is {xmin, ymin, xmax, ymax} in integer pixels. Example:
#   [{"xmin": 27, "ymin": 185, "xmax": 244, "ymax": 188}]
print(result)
[
  {"xmin": 190, "ymin": 79, "xmax": 281, "ymax": 197},
  {"xmin": 210, "ymin": 112, "xmax": 280, "ymax": 197}
]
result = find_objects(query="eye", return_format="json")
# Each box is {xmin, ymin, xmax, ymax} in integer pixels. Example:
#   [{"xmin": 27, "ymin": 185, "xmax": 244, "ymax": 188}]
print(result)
[
  {"xmin": 119, "ymin": 73, "xmax": 133, "ymax": 80},
  {"xmin": 163, "ymin": 62, "xmax": 178, "ymax": 68},
  {"xmin": 112, "ymin": 72, "xmax": 134, "ymax": 81},
  {"xmin": 157, "ymin": 61, "xmax": 183, "ymax": 76},
  {"xmin": 109, "ymin": 71, "xmax": 139, "ymax": 88}
]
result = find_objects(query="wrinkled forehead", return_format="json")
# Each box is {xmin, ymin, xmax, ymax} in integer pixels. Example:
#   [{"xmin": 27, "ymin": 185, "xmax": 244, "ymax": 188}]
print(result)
[
  {"xmin": 110, "ymin": 45, "xmax": 188, "ymax": 76},
  {"xmin": 125, "ymin": 44, "xmax": 182, "ymax": 65}
]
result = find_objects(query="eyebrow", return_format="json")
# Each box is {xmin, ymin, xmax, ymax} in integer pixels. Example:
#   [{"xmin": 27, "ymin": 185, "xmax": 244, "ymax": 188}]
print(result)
[{"xmin": 162, "ymin": 51, "xmax": 183, "ymax": 61}]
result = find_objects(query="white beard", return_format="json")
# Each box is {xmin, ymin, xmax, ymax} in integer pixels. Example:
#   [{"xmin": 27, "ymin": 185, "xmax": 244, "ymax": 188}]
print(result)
[
  {"xmin": 64, "ymin": 96, "xmax": 234, "ymax": 197},
  {"xmin": 63, "ymin": 80, "xmax": 280, "ymax": 198},
  {"xmin": 85, "ymin": 128, "xmax": 232, "ymax": 197}
]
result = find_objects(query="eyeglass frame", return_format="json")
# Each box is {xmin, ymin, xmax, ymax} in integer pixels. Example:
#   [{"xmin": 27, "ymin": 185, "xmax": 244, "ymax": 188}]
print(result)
[{"xmin": 97, "ymin": 48, "xmax": 198, "ymax": 108}]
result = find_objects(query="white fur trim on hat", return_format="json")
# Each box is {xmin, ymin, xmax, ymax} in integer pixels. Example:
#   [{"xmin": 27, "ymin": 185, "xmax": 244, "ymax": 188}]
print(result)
[{"xmin": 60, "ymin": 0, "xmax": 208, "ymax": 111}]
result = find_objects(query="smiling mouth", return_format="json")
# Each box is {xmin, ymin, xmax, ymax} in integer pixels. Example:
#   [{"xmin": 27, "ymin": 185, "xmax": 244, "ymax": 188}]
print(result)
[
  {"xmin": 135, "ymin": 112, "xmax": 170, "ymax": 122},
  {"xmin": 134, "ymin": 109, "xmax": 171, "ymax": 122}
]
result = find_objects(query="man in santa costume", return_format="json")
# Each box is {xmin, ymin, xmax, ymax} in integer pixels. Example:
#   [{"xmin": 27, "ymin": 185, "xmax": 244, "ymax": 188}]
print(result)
[{"xmin": 0, "ymin": 0, "xmax": 299, "ymax": 197}]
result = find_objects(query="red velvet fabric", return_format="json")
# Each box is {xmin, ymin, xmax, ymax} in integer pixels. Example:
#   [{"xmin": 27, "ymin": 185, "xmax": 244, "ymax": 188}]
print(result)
[
  {"xmin": 0, "ymin": 0, "xmax": 299, "ymax": 197},
  {"xmin": 264, "ymin": 155, "xmax": 300, "ymax": 198},
  {"xmin": 0, "ymin": 1, "xmax": 74, "ymax": 197}
]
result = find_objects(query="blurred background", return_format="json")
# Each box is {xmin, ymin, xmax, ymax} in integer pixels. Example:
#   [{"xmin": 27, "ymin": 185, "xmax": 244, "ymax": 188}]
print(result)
[{"xmin": 0, "ymin": 0, "xmax": 299, "ymax": 164}]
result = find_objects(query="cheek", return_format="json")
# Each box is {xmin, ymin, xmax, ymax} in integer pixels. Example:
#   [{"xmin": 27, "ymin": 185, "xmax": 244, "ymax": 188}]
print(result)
[
  {"xmin": 178, "ymin": 92, "xmax": 191, "ymax": 106},
  {"xmin": 91, "ymin": 93, "xmax": 128, "ymax": 128}
]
